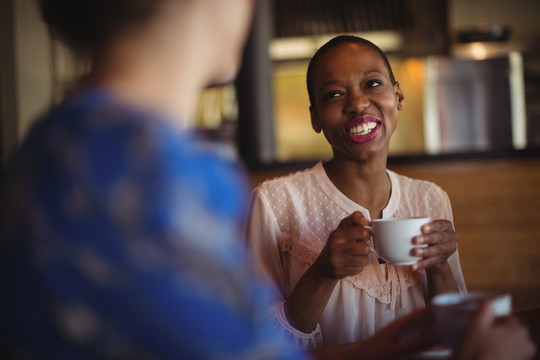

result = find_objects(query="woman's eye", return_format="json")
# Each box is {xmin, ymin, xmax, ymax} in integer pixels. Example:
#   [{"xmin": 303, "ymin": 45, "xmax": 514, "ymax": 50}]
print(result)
[
  {"xmin": 366, "ymin": 79, "xmax": 382, "ymax": 88},
  {"xmin": 323, "ymin": 91, "xmax": 341, "ymax": 100}
]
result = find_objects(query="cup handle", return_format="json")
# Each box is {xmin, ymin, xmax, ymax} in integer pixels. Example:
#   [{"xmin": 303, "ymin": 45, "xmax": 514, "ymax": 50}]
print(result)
[{"xmin": 363, "ymin": 225, "xmax": 379, "ymax": 258}]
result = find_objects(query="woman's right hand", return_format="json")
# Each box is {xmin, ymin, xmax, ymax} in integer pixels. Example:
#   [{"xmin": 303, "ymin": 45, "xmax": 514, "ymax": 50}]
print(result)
[
  {"xmin": 316, "ymin": 211, "xmax": 372, "ymax": 278},
  {"xmin": 284, "ymin": 211, "xmax": 372, "ymax": 333}
]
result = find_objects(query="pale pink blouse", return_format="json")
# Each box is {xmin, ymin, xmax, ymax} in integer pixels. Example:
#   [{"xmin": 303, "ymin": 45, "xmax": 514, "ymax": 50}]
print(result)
[{"xmin": 247, "ymin": 161, "xmax": 467, "ymax": 349}]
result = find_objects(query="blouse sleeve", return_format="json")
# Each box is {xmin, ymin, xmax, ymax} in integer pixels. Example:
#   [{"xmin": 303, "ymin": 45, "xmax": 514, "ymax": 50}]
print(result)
[
  {"xmin": 246, "ymin": 189, "xmax": 289, "ymax": 298},
  {"xmin": 439, "ymin": 190, "xmax": 468, "ymax": 294},
  {"xmin": 267, "ymin": 301, "xmax": 324, "ymax": 350},
  {"xmin": 247, "ymin": 189, "xmax": 325, "ymax": 350}
]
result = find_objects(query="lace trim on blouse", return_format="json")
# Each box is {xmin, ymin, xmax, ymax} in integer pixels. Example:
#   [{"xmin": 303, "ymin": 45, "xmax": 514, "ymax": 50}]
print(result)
[
  {"xmin": 279, "ymin": 233, "xmax": 423, "ymax": 309},
  {"xmin": 267, "ymin": 300, "xmax": 323, "ymax": 350}
]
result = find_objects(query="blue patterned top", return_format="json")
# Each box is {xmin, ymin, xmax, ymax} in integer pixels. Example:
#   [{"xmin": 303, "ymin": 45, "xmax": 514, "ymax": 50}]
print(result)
[{"xmin": 0, "ymin": 88, "xmax": 305, "ymax": 359}]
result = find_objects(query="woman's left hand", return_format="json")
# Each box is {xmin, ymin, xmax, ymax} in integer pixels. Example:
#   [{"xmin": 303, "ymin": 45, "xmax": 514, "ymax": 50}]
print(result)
[{"xmin": 411, "ymin": 219, "xmax": 457, "ymax": 271}]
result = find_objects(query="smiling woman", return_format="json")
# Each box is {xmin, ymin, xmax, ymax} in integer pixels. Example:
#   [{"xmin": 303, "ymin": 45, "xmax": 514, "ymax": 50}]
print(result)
[{"xmin": 246, "ymin": 35, "xmax": 466, "ymax": 351}]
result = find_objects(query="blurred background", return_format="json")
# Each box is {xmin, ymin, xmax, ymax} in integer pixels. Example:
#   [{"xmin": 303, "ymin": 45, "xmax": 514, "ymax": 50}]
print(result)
[{"xmin": 1, "ymin": 0, "xmax": 540, "ymax": 311}]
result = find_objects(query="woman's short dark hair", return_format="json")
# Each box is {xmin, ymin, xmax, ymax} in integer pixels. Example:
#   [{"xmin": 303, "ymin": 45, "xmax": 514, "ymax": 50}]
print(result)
[
  {"xmin": 306, "ymin": 35, "xmax": 396, "ymax": 107},
  {"xmin": 39, "ymin": 0, "xmax": 162, "ymax": 54}
]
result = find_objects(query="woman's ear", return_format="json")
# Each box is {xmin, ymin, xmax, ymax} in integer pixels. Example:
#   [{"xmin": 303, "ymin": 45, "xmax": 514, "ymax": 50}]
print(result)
[
  {"xmin": 310, "ymin": 105, "xmax": 322, "ymax": 133},
  {"xmin": 395, "ymin": 82, "xmax": 405, "ymax": 111}
]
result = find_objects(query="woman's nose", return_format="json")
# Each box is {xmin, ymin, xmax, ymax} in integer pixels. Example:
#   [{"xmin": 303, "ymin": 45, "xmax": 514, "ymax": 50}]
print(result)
[{"xmin": 343, "ymin": 91, "xmax": 369, "ymax": 114}]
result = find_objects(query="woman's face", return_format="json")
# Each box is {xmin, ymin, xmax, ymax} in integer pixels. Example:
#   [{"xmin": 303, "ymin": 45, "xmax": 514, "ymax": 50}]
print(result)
[{"xmin": 309, "ymin": 43, "xmax": 404, "ymax": 162}]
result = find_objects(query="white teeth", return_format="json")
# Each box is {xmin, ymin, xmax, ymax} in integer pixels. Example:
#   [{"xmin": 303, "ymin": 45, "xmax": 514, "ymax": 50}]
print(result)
[{"xmin": 351, "ymin": 122, "xmax": 377, "ymax": 136}]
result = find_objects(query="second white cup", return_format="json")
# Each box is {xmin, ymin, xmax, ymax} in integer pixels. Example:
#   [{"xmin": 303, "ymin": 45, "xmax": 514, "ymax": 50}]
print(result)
[{"xmin": 433, "ymin": 292, "xmax": 512, "ymax": 349}]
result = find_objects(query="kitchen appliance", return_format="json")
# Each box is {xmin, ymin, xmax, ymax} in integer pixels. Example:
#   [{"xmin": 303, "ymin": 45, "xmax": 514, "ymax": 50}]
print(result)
[{"xmin": 423, "ymin": 52, "xmax": 527, "ymax": 154}]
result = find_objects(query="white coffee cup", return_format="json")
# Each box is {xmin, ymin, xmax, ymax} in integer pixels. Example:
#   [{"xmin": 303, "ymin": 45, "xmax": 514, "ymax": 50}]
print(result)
[
  {"xmin": 433, "ymin": 292, "xmax": 512, "ymax": 349},
  {"xmin": 366, "ymin": 217, "xmax": 430, "ymax": 265}
]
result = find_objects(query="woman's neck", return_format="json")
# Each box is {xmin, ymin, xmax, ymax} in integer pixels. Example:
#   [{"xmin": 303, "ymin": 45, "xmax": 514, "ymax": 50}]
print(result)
[
  {"xmin": 83, "ymin": 48, "xmax": 202, "ymax": 128},
  {"xmin": 323, "ymin": 157, "xmax": 391, "ymax": 220},
  {"xmin": 77, "ymin": 12, "xmax": 221, "ymax": 129}
]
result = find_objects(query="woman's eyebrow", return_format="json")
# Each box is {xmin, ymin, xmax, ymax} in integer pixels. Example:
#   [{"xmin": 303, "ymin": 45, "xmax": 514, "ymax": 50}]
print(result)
[
  {"xmin": 319, "ymin": 70, "xmax": 385, "ymax": 89},
  {"xmin": 319, "ymin": 79, "xmax": 341, "ymax": 89},
  {"xmin": 363, "ymin": 70, "xmax": 384, "ymax": 77}
]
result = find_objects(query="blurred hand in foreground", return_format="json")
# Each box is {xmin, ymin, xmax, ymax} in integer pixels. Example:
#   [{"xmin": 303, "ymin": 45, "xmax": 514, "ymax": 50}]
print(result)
[
  {"xmin": 309, "ymin": 306, "xmax": 438, "ymax": 360},
  {"xmin": 453, "ymin": 302, "xmax": 536, "ymax": 360}
]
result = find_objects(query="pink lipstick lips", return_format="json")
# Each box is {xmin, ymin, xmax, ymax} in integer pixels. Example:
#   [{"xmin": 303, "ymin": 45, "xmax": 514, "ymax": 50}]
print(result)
[{"xmin": 347, "ymin": 115, "xmax": 381, "ymax": 143}]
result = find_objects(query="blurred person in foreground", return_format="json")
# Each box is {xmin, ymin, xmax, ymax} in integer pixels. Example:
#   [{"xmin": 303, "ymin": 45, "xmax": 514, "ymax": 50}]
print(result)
[
  {"xmin": 0, "ymin": 0, "xmax": 534, "ymax": 359},
  {"xmin": 1, "ymin": 0, "xmax": 299, "ymax": 358}
]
